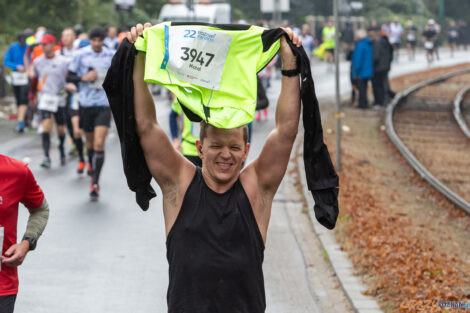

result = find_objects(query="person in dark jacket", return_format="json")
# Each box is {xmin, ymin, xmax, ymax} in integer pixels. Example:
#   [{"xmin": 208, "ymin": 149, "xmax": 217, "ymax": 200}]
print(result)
[
  {"xmin": 372, "ymin": 28, "xmax": 394, "ymax": 108},
  {"xmin": 352, "ymin": 29, "xmax": 373, "ymax": 109}
]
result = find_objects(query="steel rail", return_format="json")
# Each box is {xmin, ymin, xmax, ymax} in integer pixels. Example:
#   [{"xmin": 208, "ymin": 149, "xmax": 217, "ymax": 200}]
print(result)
[
  {"xmin": 385, "ymin": 67, "xmax": 470, "ymax": 215},
  {"xmin": 453, "ymin": 86, "xmax": 470, "ymax": 139}
]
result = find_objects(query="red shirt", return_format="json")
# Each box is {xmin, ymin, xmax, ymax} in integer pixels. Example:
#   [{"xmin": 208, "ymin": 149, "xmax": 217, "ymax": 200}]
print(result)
[{"xmin": 0, "ymin": 155, "xmax": 44, "ymax": 296}]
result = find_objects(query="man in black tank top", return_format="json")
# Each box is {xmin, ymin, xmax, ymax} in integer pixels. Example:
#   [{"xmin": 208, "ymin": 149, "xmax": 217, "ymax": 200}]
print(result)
[{"xmin": 128, "ymin": 24, "xmax": 303, "ymax": 313}]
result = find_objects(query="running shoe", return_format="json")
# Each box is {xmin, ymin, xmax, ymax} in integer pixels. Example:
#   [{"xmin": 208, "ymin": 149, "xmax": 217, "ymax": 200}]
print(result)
[
  {"xmin": 87, "ymin": 163, "xmax": 93, "ymax": 176},
  {"xmin": 60, "ymin": 155, "xmax": 66, "ymax": 166},
  {"xmin": 77, "ymin": 161, "xmax": 85, "ymax": 174},
  {"xmin": 13, "ymin": 126, "xmax": 24, "ymax": 134},
  {"xmin": 40, "ymin": 157, "xmax": 51, "ymax": 169},
  {"xmin": 90, "ymin": 184, "xmax": 100, "ymax": 200}
]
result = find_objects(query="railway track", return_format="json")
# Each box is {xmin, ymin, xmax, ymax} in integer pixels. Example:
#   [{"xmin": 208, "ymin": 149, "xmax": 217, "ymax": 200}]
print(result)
[{"xmin": 385, "ymin": 68, "xmax": 470, "ymax": 214}]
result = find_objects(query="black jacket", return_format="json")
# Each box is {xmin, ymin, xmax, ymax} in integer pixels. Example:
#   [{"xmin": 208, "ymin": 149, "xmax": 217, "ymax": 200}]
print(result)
[
  {"xmin": 103, "ymin": 27, "xmax": 339, "ymax": 229},
  {"xmin": 373, "ymin": 36, "xmax": 393, "ymax": 73}
]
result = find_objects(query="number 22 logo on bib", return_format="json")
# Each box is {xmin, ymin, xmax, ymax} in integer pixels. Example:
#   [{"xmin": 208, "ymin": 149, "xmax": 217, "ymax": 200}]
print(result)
[{"xmin": 166, "ymin": 26, "xmax": 232, "ymax": 91}]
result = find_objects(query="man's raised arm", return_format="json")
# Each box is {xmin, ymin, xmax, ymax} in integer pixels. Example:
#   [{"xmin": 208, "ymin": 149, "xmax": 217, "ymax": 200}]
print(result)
[
  {"xmin": 129, "ymin": 24, "xmax": 192, "ymax": 187},
  {"xmin": 252, "ymin": 28, "xmax": 302, "ymax": 192}
]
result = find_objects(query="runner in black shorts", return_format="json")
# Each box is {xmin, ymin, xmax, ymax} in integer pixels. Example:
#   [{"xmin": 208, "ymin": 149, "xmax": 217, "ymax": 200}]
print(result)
[
  {"xmin": 79, "ymin": 106, "xmax": 111, "ymax": 132},
  {"xmin": 67, "ymin": 26, "xmax": 115, "ymax": 200}
]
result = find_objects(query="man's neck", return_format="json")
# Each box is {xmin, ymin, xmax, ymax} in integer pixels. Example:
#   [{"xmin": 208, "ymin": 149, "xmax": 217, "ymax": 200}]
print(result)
[
  {"xmin": 201, "ymin": 167, "xmax": 239, "ymax": 194},
  {"xmin": 64, "ymin": 44, "xmax": 73, "ymax": 51}
]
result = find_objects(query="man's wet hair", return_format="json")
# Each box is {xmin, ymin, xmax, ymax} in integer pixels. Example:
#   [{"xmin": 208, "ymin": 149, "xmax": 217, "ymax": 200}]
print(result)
[
  {"xmin": 200, "ymin": 120, "xmax": 248, "ymax": 144},
  {"xmin": 88, "ymin": 26, "xmax": 106, "ymax": 40}
]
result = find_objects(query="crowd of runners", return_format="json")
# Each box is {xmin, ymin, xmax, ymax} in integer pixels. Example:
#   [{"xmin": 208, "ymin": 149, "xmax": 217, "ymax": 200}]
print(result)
[{"xmin": 3, "ymin": 25, "xmax": 123, "ymax": 200}]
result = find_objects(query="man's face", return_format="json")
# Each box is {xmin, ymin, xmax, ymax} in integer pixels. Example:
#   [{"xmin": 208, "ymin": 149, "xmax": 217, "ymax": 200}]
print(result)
[
  {"xmin": 108, "ymin": 27, "xmax": 118, "ymax": 38},
  {"xmin": 301, "ymin": 25, "xmax": 309, "ymax": 35},
  {"xmin": 42, "ymin": 43, "xmax": 55, "ymax": 56},
  {"xmin": 90, "ymin": 37, "xmax": 104, "ymax": 52},
  {"xmin": 197, "ymin": 126, "xmax": 249, "ymax": 184},
  {"xmin": 61, "ymin": 29, "xmax": 76, "ymax": 46}
]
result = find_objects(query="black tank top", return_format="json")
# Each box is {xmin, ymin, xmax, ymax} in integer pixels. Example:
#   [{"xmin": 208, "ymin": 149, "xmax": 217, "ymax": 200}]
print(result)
[{"xmin": 166, "ymin": 167, "xmax": 266, "ymax": 313}]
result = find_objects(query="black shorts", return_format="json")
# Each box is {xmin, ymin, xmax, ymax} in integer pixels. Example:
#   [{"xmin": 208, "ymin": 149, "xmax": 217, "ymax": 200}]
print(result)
[
  {"xmin": 449, "ymin": 37, "xmax": 457, "ymax": 44},
  {"xmin": 65, "ymin": 93, "xmax": 79, "ymax": 117},
  {"xmin": 326, "ymin": 48, "xmax": 335, "ymax": 55},
  {"xmin": 79, "ymin": 106, "xmax": 111, "ymax": 132},
  {"xmin": 407, "ymin": 40, "xmax": 417, "ymax": 46},
  {"xmin": 39, "ymin": 107, "xmax": 66, "ymax": 125},
  {"xmin": 0, "ymin": 294, "xmax": 17, "ymax": 313},
  {"xmin": 13, "ymin": 85, "xmax": 29, "ymax": 106}
]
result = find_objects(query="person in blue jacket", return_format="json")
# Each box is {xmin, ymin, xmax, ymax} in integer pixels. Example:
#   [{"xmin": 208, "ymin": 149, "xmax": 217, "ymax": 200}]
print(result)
[
  {"xmin": 4, "ymin": 32, "xmax": 29, "ymax": 132},
  {"xmin": 352, "ymin": 29, "xmax": 374, "ymax": 109}
]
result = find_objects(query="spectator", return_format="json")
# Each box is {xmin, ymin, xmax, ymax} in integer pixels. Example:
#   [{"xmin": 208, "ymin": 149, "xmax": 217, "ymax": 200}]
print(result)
[
  {"xmin": 457, "ymin": 20, "xmax": 468, "ymax": 51},
  {"xmin": 352, "ymin": 29, "xmax": 373, "ymax": 109},
  {"xmin": 372, "ymin": 28, "xmax": 393, "ymax": 108}
]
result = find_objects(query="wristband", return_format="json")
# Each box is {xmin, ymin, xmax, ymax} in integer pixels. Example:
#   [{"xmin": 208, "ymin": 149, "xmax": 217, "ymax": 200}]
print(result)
[{"xmin": 281, "ymin": 69, "xmax": 299, "ymax": 77}]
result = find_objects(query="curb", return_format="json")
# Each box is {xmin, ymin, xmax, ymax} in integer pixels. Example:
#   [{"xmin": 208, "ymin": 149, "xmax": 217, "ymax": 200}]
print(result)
[{"xmin": 296, "ymin": 139, "xmax": 384, "ymax": 313}]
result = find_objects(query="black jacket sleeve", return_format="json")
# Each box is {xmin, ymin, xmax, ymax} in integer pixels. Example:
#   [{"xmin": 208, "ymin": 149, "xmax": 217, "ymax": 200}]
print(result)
[
  {"xmin": 103, "ymin": 39, "xmax": 157, "ymax": 211},
  {"xmin": 262, "ymin": 28, "xmax": 340, "ymax": 229}
]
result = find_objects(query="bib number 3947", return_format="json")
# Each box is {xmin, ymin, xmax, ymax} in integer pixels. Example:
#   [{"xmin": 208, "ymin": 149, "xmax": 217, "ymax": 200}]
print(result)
[{"xmin": 167, "ymin": 26, "xmax": 232, "ymax": 90}]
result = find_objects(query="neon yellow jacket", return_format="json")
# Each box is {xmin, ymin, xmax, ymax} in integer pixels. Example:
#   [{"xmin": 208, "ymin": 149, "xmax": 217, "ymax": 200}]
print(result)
[{"xmin": 134, "ymin": 22, "xmax": 280, "ymax": 129}]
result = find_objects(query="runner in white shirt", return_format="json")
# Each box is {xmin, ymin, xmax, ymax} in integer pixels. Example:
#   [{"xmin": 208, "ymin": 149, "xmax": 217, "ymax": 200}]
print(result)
[{"xmin": 32, "ymin": 34, "xmax": 75, "ymax": 168}]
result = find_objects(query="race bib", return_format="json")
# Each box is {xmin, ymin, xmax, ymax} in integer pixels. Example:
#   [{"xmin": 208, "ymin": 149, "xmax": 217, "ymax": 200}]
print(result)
[
  {"xmin": 38, "ymin": 93, "xmax": 61, "ymax": 112},
  {"xmin": 164, "ymin": 25, "xmax": 232, "ymax": 90},
  {"xmin": 424, "ymin": 41, "xmax": 434, "ymax": 49},
  {"xmin": 70, "ymin": 92, "xmax": 79, "ymax": 110},
  {"xmin": 11, "ymin": 71, "xmax": 28, "ymax": 86},
  {"xmin": 407, "ymin": 33, "xmax": 415, "ymax": 41},
  {"xmin": 89, "ymin": 69, "xmax": 108, "ymax": 89},
  {"xmin": 450, "ymin": 30, "xmax": 458, "ymax": 38}
]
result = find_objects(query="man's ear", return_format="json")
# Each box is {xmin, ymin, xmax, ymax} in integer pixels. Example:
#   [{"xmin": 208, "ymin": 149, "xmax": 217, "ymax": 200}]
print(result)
[
  {"xmin": 196, "ymin": 140, "xmax": 203, "ymax": 158},
  {"xmin": 243, "ymin": 143, "xmax": 250, "ymax": 161}
]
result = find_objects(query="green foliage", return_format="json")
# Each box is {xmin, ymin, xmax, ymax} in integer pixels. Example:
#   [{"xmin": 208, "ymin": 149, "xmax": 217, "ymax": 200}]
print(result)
[
  {"xmin": 1, "ymin": 0, "xmax": 469, "ymax": 49},
  {"xmin": 0, "ymin": 0, "xmax": 165, "ymax": 46}
]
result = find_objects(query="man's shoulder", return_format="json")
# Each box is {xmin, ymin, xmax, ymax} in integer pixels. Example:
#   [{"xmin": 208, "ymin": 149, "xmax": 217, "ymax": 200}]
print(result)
[
  {"xmin": 74, "ymin": 46, "xmax": 92, "ymax": 57},
  {"xmin": 0, "ymin": 154, "xmax": 28, "ymax": 174}
]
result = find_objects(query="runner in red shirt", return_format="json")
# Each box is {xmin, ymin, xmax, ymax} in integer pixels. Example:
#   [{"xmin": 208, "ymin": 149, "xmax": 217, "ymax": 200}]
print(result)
[{"xmin": 0, "ymin": 154, "xmax": 49, "ymax": 313}]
